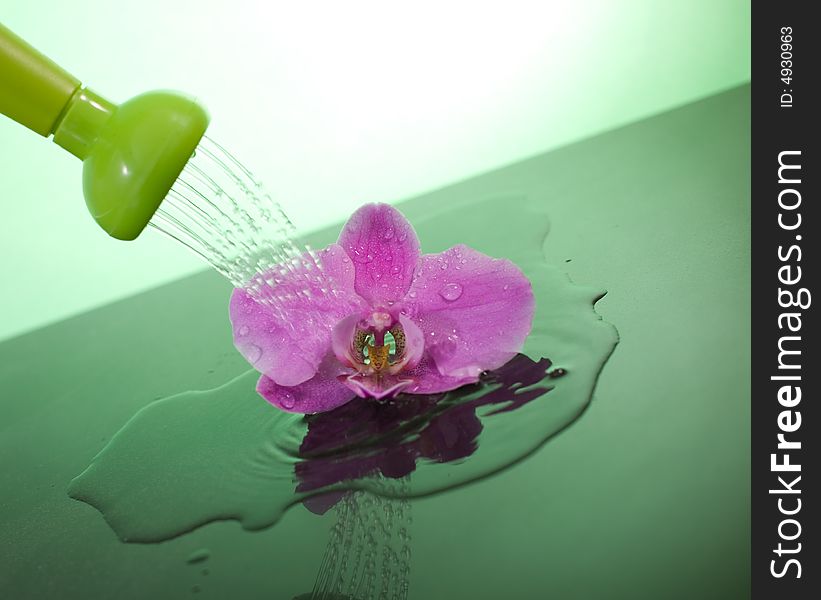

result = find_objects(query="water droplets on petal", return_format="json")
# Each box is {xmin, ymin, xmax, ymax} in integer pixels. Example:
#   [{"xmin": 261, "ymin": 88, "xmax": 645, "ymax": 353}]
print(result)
[{"xmin": 438, "ymin": 282, "xmax": 463, "ymax": 302}]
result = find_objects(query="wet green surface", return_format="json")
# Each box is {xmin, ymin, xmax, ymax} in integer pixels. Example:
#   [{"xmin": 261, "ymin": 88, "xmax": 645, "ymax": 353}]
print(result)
[
  {"xmin": 0, "ymin": 85, "xmax": 749, "ymax": 599},
  {"xmin": 66, "ymin": 193, "xmax": 617, "ymax": 544}
]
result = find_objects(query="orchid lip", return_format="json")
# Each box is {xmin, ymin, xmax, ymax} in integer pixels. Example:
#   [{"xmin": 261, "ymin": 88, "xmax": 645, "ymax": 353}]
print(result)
[
  {"xmin": 327, "ymin": 309, "xmax": 425, "ymax": 400},
  {"xmin": 342, "ymin": 373, "xmax": 414, "ymax": 400}
]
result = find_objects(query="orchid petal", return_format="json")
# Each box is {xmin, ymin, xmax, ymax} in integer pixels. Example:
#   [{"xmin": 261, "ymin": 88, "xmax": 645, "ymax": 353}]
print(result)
[
  {"xmin": 407, "ymin": 244, "xmax": 534, "ymax": 379},
  {"xmin": 330, "ymin": 313, "xmax": 362, "ymax": 369},
  {"xmin": 337, "ymin": 203, "xmax": 421, "ymax": 305},
  {"xmin": 403, "ymin": 354, "xmax": 480, "ymax": 394},
  {"xmin": 256, "ymin": 353, "xmax": 355, "ymax": 413},
  {"xmin": 396, "ymin": 313, "xmax": 424, "ymax": 371},
  {"xmin": 230, "ymin": 244, "xmax": 365, "ymax": 387}
]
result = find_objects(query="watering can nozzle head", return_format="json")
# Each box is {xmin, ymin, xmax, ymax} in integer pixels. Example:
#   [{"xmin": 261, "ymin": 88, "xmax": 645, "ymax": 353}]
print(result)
[{"xmin": 53, "ymin": 89, "xmax": 210, "ymax": 240}]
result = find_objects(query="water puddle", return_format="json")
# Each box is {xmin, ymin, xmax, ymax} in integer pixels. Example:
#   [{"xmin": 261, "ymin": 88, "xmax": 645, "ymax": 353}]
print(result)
[{"xmin": 68, "ymin": 195, "xmax": 618, "ymax": 544}]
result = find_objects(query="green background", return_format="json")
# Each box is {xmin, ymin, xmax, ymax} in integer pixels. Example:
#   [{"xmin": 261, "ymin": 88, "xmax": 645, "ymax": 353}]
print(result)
[
  {"xmin": 0, "ymin": 0, "xmax": 749, "ymax": 341},
  {"xmin": 0, "ymin": 85, "xmax": 750, "ymax": 598}
]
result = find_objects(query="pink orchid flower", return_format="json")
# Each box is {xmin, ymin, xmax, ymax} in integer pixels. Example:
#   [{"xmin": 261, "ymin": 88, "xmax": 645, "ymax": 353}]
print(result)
[{"xmin": 229, "ymin": 203, "xmax": 534, "ymax": 413}]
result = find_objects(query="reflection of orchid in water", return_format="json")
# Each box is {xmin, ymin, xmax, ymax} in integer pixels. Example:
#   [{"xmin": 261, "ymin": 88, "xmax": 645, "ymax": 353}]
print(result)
[
  {"xmin": 293, "ymin": 354, "xmax": 565, "ymax": 600},
  {"xmin": 230, "ymin": 203, "xmax": 534, "ymax": 412},
  {"xmin": 294, "ymin": 353, "xmax": 565, "ymax": 514}
]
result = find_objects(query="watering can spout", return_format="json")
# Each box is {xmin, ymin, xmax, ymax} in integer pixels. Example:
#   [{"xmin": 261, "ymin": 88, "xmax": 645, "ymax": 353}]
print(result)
[{"xmin": 0, "ymin": 22, "xmax": 209, "ymax": 240}]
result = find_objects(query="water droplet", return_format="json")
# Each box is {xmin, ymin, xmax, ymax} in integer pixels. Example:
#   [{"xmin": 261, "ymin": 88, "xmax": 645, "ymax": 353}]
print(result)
[
  {"xmin": 245, "ymin": 344, "xmax": 263, "ymax": 364},
  {"xmin": 391, "ymin": 265, "xmax": 402, "ymax": 274},
  {"xmin": 237, "ymin": 325, "xmax": 250, "ymax": 336},
  {"xmin": 280, "ymin": 391, "xmax": 296, "ymax": 409},
  {"xmin": 186, "ymin": 548, "xmax": 210, "ymax": 564},
  {"xmin": 438, "ymin": 282, "xmax": 463, "ymax": 301},
  {"xmin": 383, "ymin": 227, "xmax": 394, "ymax": 240},
  {"xmin": 408, "ymin": 290, "xmax": 417, "ymax": 298},
  {"xmin": 353, "ymin": 251, "xmax": 373, "ymax": 264}
]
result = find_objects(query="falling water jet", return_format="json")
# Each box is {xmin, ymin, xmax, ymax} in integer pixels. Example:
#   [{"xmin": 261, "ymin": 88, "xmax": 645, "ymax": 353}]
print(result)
[
  {"xmin": 305, "ymin": 481, "xmax": 412, "ymax": 600},
  {"xmin": 147, "ymin": 136, "xmax": 340, "ymax": 310}
]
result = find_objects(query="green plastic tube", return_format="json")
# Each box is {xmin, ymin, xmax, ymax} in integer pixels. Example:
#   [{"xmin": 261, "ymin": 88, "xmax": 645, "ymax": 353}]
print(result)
[
  {"xmin": 0, "ymin": 23, "xmax": 80, "ymax": 136},
  {"xmin": 0, "ymin": 22, "xmax": 209, "ymax": 240}
]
